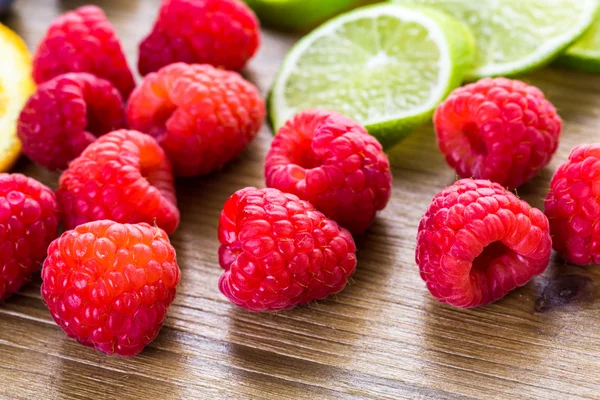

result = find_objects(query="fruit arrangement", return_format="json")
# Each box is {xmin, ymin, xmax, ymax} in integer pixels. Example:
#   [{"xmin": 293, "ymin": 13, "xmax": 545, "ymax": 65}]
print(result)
[{"xmin": 1, "ymin": 0, "xmax": 600, "ymax": 358}]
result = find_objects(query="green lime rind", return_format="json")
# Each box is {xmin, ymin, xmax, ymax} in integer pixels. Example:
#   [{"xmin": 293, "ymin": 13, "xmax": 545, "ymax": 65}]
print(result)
[
  {"xmin": 557, "ymin": 13, "xmax": 600, "ymax": 72},
  {"xmin": 393, "ymin": 0, "xmax": 600, "ymax": 80},
  {"xmin": 269, "ymin": 4, "xmax": 476, "ymax": 150},
  {"xmin": 244, "ymin": 0, "xmax": 361, "ymax": 31}
]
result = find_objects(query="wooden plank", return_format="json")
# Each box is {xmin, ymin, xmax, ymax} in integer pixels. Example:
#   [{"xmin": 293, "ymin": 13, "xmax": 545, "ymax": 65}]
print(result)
[{"xmin": 1, "ymin": 0, "xmax": 600, "ymax": 399}]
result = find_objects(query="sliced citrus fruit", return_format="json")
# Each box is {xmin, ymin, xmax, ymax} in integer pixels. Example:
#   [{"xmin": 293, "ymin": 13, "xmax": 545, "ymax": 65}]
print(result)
[
  {"xmin": 0, "ymin": 22, "xmax": 34, "ymax": 172},
  {"xmin": 270, "ymin": 4, "xmax": 475, "ymax": 149},
  {"xmin": 244, "ymin": 0, "xmax": 360, "ymax": 31},
  {"xmin": 394, "ymin": 0, "xmax": 599, "ymax": 80},
  {"xmin": 558, "ymin": 12, "xmax": 600, "ymax": 72}
]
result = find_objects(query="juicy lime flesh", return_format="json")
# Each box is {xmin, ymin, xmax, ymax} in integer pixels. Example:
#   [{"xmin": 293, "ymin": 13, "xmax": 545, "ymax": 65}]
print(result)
[
  {"xmin": 568, "ymin": 17, "xmax": 600, "ymax": 55},
  {"xmin": 280, "ymin": 15, "xmax": 443, "ymax": 127},
  {"xmin": 397, "ymin": 0, "xmax": 597, "ymax": 76}
]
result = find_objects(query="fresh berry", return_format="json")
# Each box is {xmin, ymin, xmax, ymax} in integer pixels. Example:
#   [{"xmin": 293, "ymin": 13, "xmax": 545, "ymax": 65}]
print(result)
[
  {"xmin": 41, "ymin": 220, "xmax": 180, "ymax": 357},
  {"xmin": 127, "ymin": 63, "xmax": 265, "ymax": 177},
  {"xmin": 0, "ymin": 174, "xmax": 58, "ymax": 300},
  {"xmin": 265, "ymin": 109, "xmax": 392, "ymax": 234},
  {"xmin": 17, "ymin": 73, "xmax": 125, "ymax": 171},
  {"xmin": 544, "ymin": 144, "xmax": 600, "ymax": 265},
  {"xmin": 416, "ymin": 179, "xmax": 551, "ymax": 308},
  {"xmin": 218, "ymin": 187, "xmax": 357, "ymax": 312},
  {"xmin": 32, "ymin": 5, "xmax": 135, "ymax": 98},
  {"xmin": 434, "ymin": 78, "xmax": 562, "ymax": 189},
  {"xmin": 57, "ymin": 130, "xmax": 180, "ymax": 234},
  {"xmin": 138, "ymin": 0, "xmax": 260, "ymax": 76}
]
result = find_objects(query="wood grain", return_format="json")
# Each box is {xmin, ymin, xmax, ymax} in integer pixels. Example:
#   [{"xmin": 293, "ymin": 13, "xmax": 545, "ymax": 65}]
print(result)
[{"xmin": 2, "ymin": 1, "xmax": 600, "ymax": 399}]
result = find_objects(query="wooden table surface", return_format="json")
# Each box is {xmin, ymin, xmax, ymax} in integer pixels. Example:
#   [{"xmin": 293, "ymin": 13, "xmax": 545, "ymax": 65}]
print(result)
[{"xmin": 2, "ymin": 1, "xmax": 600, "ymax": 399}]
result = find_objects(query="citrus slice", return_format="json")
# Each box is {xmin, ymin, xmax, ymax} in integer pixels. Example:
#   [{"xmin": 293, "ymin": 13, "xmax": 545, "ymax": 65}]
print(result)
[
  {"xmin": 0, "ymin": 23, "xmax": 35, "ymax": 172},
  {"xmin": 558, "ymin": 13, "xmax": 600, "ymax": 72},
  {"xmin": 244, "ymin": 0, "xmax": 360, "ymax": 31},
  {"xmin": 270, "ymin": 4, "xmax": 475, "ymax": 149},
  {"xmin": 394, "ymin": 0, "xmax": 599, "ymax": 80}
]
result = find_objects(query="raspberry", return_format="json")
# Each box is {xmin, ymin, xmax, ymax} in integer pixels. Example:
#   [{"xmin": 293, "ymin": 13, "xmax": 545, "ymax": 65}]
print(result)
[
  {"xmin": 138, "ymin": 0, "xmax": 260, "ymax": 76},
  {"xmin": 41, "ymin": 220, "xmax": 180, "ymax": 357},
  {"xmin": 544, "ymin": 144, "xmax": 600, "ymax": 265},
  {"xmin": 0, "ymin": 174, "xmax": 58, "ymax": 300},
  {"xmin": 17, "ymin": 73, "xmax": 125, "ymax": 171},
  {"xmin": 434, "ymin": 78, "xmax": 562, "ymax": 189},
  {"xmin": 218, "ymin": 187, "xmax": 357, "ymax": 312},
  {"xmin": 127, "ymin": 63, "xmax": 265, "ymax": 177},
  {"xmin": 32, "ymin": 5, "xmax": 135, "ymax": 98},
  {"xmin": 57, "ymin": 130, "xmax": 180, "ymax": 234},
  {"xmin": 416, "ymin": 179, "xmax": 551, "ymax": 308},
  {"xmin": 265, "ymin": 109, "xmax": 392, "ymax": 234}
]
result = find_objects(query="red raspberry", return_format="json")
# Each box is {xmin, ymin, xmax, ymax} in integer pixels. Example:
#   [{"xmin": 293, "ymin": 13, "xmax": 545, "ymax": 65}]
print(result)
[
  {"xmin": 416, "ymin": 179, "xmax": 551, "ymax": 308},
  {"xmin": 17, "ymin": 73, "xmax": 125, "ymax": 171},
  {"xmin": 544, "ymin": 144, "xmax": 600, "ymax": 265},
  {"xmin": 218, "ymin": 187, "xmax": 357, "ymax": 312},
  {"xmin": 138, "ymin": 0, "xmax": 260, "ymax": 76},
  {"xmin": 127, "ymin": 63, "xmax": 265, "ymax": 177},
  {"xmin": 57, "ymin": 130, "xmax": 180, "ymax": 234},
  {"xmin": 41, "ymin": 220, "xmax": 180, "ymax": 357},
  {"xmin": 0, "ymin": 174, "xmax": 58, "ymax": 300},
  {"xmin": 265, "ymin": 109, "xmax": 392, "ymax": 234},
  {"xmin": 434, "ymin": 78, "xmax": 562, "ymax": 189},
  {"xmin": 32, "ymin": 5, "xmax": 135, "ymax": 98}
]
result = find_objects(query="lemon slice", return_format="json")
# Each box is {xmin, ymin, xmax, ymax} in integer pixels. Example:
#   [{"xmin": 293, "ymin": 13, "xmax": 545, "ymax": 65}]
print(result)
[{"xmin": 0, "ymin": 23, "xmax": 35, "ymax": 172}]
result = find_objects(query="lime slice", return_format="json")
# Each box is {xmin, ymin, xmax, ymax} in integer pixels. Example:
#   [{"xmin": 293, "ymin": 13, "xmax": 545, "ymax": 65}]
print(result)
[
  {"xmin": 393, "ymin": 0, "xmax": 599, "ymax": 80},
  {"xmin": 557, "ymin": 13, "xmax": 600, "ymax": 72},
  {"xmin": 270, "ymin": 4, "xmax": 475, "ymax": 149},
  {"xmin": 244, "ymin": 0, "xmax": 360, "ymax": 31}
]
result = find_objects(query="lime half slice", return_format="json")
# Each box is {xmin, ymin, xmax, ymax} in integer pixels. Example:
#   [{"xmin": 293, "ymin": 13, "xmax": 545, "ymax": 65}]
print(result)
[
  {"xmin": 270, "ymin": 4, "xmax": 475, "ymax": 149},
  {"xmin": 558, "ymin": 12, "xmax": 600, "ymax": 72},
  {"xmin": 394, "ymin": 0, "xmax": 599, "ymax": 80}
]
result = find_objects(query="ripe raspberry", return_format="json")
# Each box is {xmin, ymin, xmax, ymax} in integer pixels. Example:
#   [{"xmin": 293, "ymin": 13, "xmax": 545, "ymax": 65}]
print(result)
[
  {"xmin": 416, "ymin": 179, "xmax": 551, "ymax": 308},
  {"xmin": 138, "ymin": 0, "xmax": 260, "ymax": 76},
  {"xmin": 0, "ymin": 174, "xmax": 58, "ymax": 300},
  {"xmin": 41, "ymin": 220, "xmax": 180, "ymax": 357},
  {"xmin": 32, "ymin": 5, "xmax": 135, "ymax": 98},
  {"xmin": 265, "ymin": 109, "xmax": 392, "ymax": 234},
  {"xmin": 218, "ymin": 187, "xmax": 357, "ymax": 312},
  {"xmin": 544, "ymin": 144, "xmax": 600, "ymax": 265},
  {"xmin": 17, "ymin": 73, "xmax": 125, "ymax": 171},
  {"xmin": 57, "ymin": 130, "xmax": 180, "ymax": 234},
  {"xmin": 434, "ymin": 78, "xmax": 562, "ymax": 189},
  {"xmin": 127, "ymin": 63, "xmax": 265, "ymax": 177}
]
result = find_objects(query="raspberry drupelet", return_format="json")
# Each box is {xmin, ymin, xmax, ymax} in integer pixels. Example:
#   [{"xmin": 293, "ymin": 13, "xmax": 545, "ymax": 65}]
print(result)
[
  {"xmin": 127, "ymin": 63, "xmax": 265, "ymax": 177},
  {"xmin": 434, "ymin": 78, "xmax": 562, "ymax": 189},
  {"xmin": 218, "ymin": 187, "xmax": 357, "ymax": 312},
  {"xmin": 0, "ymin": 174, "xmax": 58, "ymax": 300},
  {"xmin": 32, "ymin": 5, "xmax": 135, "ymax": 98},
  {"xmin": 138, "ymin": 0, "xmax": 260, "ymax": 75},
  {"xmin": 41, "ymin": 220, "xmax": 180, "ymax": 357},
  {"xmin": 416, "ymin": 179, "xmax": 551, "ymax": 308},
  {"xmin": 18, "ymin": 73, "xmax": 125, "ymax": 171},
  {"xmin": 56, "ymin": 130, "xmax": 180, "ymax": 234},
  {"xmin": 265, "ymin": 109, "xmax": 392, "ymax": 234},
  {"xmin": 545, "ymin": 144, "xmax": 600, "ymax": 265}
]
